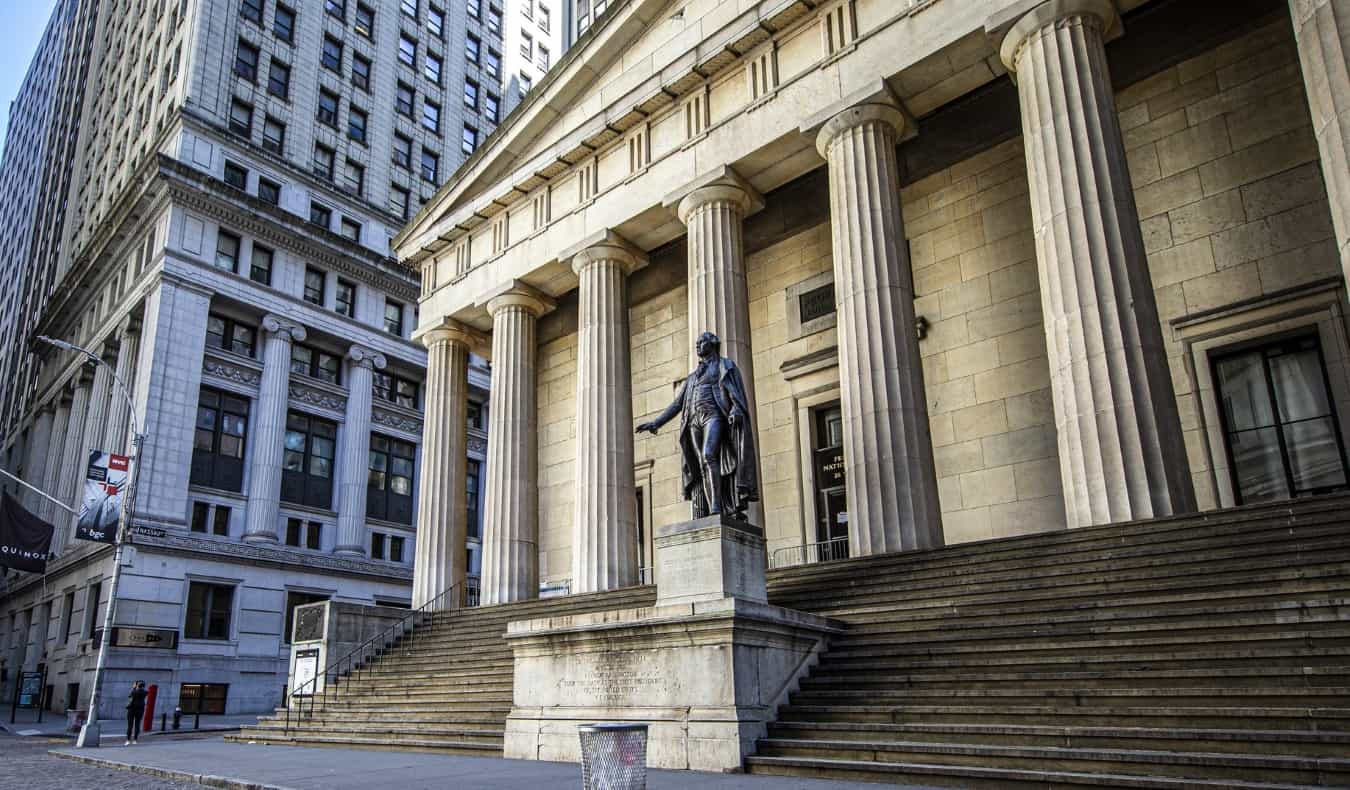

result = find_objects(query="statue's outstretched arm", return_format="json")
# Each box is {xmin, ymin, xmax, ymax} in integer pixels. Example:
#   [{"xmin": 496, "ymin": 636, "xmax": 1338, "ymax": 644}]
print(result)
[{"xmin": 636, "ymin": 378, "xmax": 686, "ymax": 434}]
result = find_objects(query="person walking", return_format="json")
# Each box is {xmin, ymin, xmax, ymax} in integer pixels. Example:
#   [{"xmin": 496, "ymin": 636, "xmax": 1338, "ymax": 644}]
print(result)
[{"xmin": 125, "ymin": 680, "xmax": 148, "ymax": 745}]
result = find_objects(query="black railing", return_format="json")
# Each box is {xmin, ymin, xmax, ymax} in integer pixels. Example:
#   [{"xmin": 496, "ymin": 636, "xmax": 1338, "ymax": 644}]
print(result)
[{"xmin": 284, "ymin": 580, "xmax": 478, "ymax": 735}]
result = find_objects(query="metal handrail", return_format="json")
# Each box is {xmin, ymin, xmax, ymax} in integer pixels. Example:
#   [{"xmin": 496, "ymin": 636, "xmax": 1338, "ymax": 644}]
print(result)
[
  {"xmin": 283, "ymin": 580, "xmax": 472, "ymax": 735},
  {"xmin": 769, "ymin": 536, "xmax": 849, "ymax": 568}
]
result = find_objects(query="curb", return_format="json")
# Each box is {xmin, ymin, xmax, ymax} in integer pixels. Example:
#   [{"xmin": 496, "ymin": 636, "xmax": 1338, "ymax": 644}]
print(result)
[{"xmin": 49, "ymin": 750, "xmax": 299, "ymax": 790}]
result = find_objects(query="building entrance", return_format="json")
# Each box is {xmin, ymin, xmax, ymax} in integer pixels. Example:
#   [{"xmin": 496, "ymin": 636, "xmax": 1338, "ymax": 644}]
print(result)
[{"xmin": 812, "ymin": 404, "xmax": 848, "ymax": 561}]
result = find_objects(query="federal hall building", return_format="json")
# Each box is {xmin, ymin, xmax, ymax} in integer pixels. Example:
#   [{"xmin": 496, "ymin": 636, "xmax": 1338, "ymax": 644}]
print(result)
[{"xmin": 247, "ymin": 0, "xmax": 1350, "ymax": 785}]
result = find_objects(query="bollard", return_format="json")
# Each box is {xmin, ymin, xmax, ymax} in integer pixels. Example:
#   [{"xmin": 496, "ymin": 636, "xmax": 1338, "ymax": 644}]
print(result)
[
  {"xmin": 160, "ymin": 712, "xmax": 166, "ymax": 732},
  {"xmin": 172, "ymin": 706, "xmax": 181, "ymax": 730},
  {"xmin": 194, "ymin": 708, "xmax": 200, "ymax": 730}
]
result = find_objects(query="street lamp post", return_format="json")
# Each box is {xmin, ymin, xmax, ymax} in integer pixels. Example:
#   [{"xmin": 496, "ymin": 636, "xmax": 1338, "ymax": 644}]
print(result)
[{"xmin": 37, "ymin": 336, "xmax": 143, "ymax": 749}]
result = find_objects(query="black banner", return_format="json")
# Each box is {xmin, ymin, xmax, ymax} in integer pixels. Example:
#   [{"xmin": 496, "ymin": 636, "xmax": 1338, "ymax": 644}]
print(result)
[{"xmin": 0, "ymin": 492, "xmax": 55, "ymax": 573}]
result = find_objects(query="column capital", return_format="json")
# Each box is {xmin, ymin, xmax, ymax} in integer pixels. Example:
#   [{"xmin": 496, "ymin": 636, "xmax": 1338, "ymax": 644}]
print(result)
[
  {"xmin": 992, "ymin": 0, "xmax": 1119, "ymax": 73},
  {"xmin": 415, "ymin": 318, "xmax": 487, "ymax": 353},
  {"xmin": 117, "ymin": 313, "xmax": 143, "ymax": 338},
  {"xmin": 346, "ymin": 344, "xmax": 388, "ymax": 371},
  {"xmin": 482, "ymin": 281, "xmax": 555, "ymax": 318},
  {"xmin": 806, "ymin": 83, "xmax": 910, "ymax": 159},
  {"xmin": 261, "ymin": 314, "xmax": 307, "ymax": 343},
  {"xmin": 664, "ymin": 166, "xmax": 764, "ymax": 224},
  {"xmin": 564, "ymin": 229, "xmax": 649, "ymax": 276}
]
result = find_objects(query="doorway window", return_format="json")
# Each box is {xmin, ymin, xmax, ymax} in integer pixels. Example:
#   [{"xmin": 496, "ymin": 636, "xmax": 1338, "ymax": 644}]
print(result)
[
  {"xmin": 811, "ymin": 403, "xmax": 848, "ymax": 559},
  {"xmin": 1213, "ymin": 334, "xmax": 1349, "ymax": 504}
]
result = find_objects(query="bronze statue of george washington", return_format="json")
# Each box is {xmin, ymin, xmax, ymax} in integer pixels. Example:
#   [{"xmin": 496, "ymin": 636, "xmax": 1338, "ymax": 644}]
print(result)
[{"xmin": 636, "ymin": 332, "xmax": 759, "ymax": 519}]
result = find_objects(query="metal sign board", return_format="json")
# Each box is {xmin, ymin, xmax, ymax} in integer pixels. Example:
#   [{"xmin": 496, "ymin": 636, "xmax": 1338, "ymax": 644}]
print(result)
[
  {"xmin": 293, "ymin": 648, "xmax": 320, "ymax": 696},
  {"xmin": 110, "ymin": 627, "xmax": 178, "ymax": 649}
]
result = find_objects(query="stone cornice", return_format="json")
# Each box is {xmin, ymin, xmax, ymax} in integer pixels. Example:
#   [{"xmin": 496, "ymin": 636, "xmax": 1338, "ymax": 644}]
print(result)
[
  {"xmin": 201, "ymin": 351, "xmax": 263, "ymax": 391},
  {"xmin": 290, "ymin": 377, "xmax": 348, "ymax": 416},
  {"xmin": 372, "ymin": 403, "xmax": 423, "ymax": 437}
]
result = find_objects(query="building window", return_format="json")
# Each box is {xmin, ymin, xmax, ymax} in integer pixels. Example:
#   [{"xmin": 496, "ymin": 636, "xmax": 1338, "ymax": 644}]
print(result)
[
  {"xmin": 355, "ymin": 2, "xmax": 375, "ymax": 36},
  {"xmin": 373, "ymin": 372, "xmax": 419, "ymax": 408},
  {"xmin": 538, "ymin": 4, "xmax": 550, "ymax": 32},
  {"xmin": 241, "ymin": 0, "xmax": 263, "ymax": 24},
  {"xmin": 284, "ymin": 591, "xmax": 328, "ymax": 642},
  {"xmin": 312, "ymin": 144, "xmax": 335, "ymax": 180},
  {"xmin": 62, "ymin": 591, "xmax": 77, "ymax": 641},
  {"xmin": 304, "ymin": 266, "xmax": 326, "ymax": 303},
  {"xmin": 393, "ymin": 133, "xmax": 412, "ymax": 169},
  {"xmin": 396, "ymin": 82, "xmax": 415, "ymax": 116},
  {"xmin": 258, "ymin": 177, "xmax": 280, "ymax": 206},
  {"xmin": 486, "ymin": 49, "xmax": 500, "ymax": 77},
  {"xmin": 390, "ymin": 186, "xmax": 410, "ymax": 219},
  {"xmin": 368, "ymin": 435, "xmax": 415, "ymax": 523},
  {"xmin": 424, "ymin": 52, "xmax": 442, "ymax": 84},
  {"xmin": 335, "ymin": 279, "xmax": 356, "ymax": 317},
  {"xmin": 214, "ymin": 231, "xmax": 240, "ymax": 272},
  {"xmin": 273, "ymin": 4, "xmax": 295, "ymax": 43},
  {"xmin": 384, "ymin": 299, "xmax": 404, "ymax": 336},
  {"xmin": 519, "ymin": 71, "xmax": 532, "ymax": 96},
  {"xmin": 340, "ymin": 215, "xmax": 362, "ymax": 240},
  {"xmin": 250, "ymin": 244, "xmax": 273, "ymax": 285},
  {"xmin": 463, "ymin": 79, "xmax": 478, "ymax": 109},
  {"xmin": 325, "ymin": 0, "xmax": 345, "ymax": 20},
  {"xmin": 206, "ymin": 314, "xmax": 257, "ymax": 357},
  {"xmin": 317, "ymin": 89, "xmax": 339, "ymax": 128},
  {"xmin": 192, "ymin": 387, "xmax": 249, "ymax": 492},
  {"xmin": 229, "ymin": 99, "xmax": 253, "ymax": 136},
  {"xmin": 485, "ymin": 92, "xmax": 499, "ymax": 123},
  {"xmin": 538, "ymin": 44, "xmax": 549, "ymax": 70},
  {"xmin": 321, "ymin": 35, "xmax": 343, "ymax": 72},
  {"xmin": 420, "ymin": 148, "xmax": 438, "ymax": 182},
  {"xmin": 520, "ymin": 31, "xmax": 532, "ymax": 59},
  {"xmin": 399, "ymin": 35, "xmax": 417, "ymax": 67},
  {"xmin": 285, "ymin": 518, "xmax": 323, "ymax": 550},
  {"xmin": 461, "ymin": 124, "xmax": 477, "ymax": 154},
  {"xmin": 465, "ymin": 33, "xmax": 480, "ymax": 64},
  {"xmin": 467, "ymin": 0, "xmax": 480, "ymax": 19},
  {"xmin": 184, "ymin": 582, "xmax": 234, "ymax": 641},
  {"xmin": 371, "ymin": 531, "xmax": 385, "ymax": 559},
  {"xmin": 422, "ymin": 101, "xmax": 440, "ymax": 133},
  {"xmin": 352, "ymin": 54, "xmax": 371, "ymax": 91},
  {"xmin": 291, "ymin": 345, "xmax": 342, "ymax": 385},
  {"xmin": 1214, "ymin": 334, "xmax": 1350, "ymax": 504},
  {"xmin": 427, "ymin": 6, "xmax": 444, "ymax": 38},
  {"xmin": 282, "ymin": 412, "xmax": 337, "ymax": 508},
  {"xmin": 192, "ymin": 502, "xmax": 230, "ymax": 536},
  {"xmin": 178, "ymin": 683, "xmax": 228, "ymax": 715},
  {"xmin": 223, "ymin": 161, "xmax": 248, "ymax": 190},
  {"xmin": 487, "ymin": 4, "xmax": 500, "ymax": 34},
  {"xmin": 267, "ymin": 59, "xmax": 290, "ymax": 99},
  {"xmin": 262, "ymin": 116, "xmax": 285, "ymax": 154},
  {"xmin": 467, "ymin": 401, "xmax": 484, "ymax": 429},
  {"xmin": 347, "ymin": 107, "xmax": 367, "ymax": 143},
  {"xmin": 85, "ymin": 583, "xmax": 101, "ymax": 639},
  {"xmin": 466, "ymin": 458, "xmax": 481, "ymax": 538},
  {"xmin": 234, "ymin": 39, "xmax": 259, "ymax": 82},
  {"xmin": 390, "ymin": 535, "xmax": 405, "ymax": 562}
]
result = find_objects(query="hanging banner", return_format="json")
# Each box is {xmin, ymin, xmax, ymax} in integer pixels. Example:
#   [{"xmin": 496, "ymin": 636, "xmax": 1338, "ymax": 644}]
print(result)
[
  {"xmin": 75, "ymin": 450, "xmax": 128, "ymax": 544},
  {"xmin": 0, "ymin": 492, "xmax": 55, "ymax": 573}
]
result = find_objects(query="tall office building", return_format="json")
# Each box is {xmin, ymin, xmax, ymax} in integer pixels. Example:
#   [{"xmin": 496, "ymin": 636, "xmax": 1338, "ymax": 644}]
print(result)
[
  {"xmin": 0, "ymin": 0, "xmax": 505, "ymax": 718},
  {"xmin": 500, "ymin": 0, "xmax": 563, "ymax": 116}
]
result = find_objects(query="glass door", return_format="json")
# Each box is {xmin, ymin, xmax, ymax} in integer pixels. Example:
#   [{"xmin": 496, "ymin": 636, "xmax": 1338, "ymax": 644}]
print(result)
[{"xmin": 812, "ymin": 404, "xmax": 848, "ymax": 559}]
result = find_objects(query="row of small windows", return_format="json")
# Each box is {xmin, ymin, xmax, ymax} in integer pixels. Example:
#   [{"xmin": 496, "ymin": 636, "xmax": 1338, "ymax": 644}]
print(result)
[{"xmin": 465, "ymin": 34, "xmax": 502, "ymax": 80}]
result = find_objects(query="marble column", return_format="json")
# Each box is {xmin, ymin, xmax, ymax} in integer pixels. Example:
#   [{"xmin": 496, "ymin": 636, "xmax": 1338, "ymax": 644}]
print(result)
[
  {"xmin": 815, "ymin": 97, "xmax": 943, "ymax": 555},
  {"xmin": 55, "ymin": 371, "xmax": 93, "ymax": 547},
  {"xmin": 999, "ymin": 0, "xmax": 1195, "ymax": 527},
  {"xmin": 22, "ymin": 406, "xmax": 55, "ymax": 514},
  {"xmin": 334, "ymin": 344, "xmax": 387, "ymax": 556},
  {"xmin": 570, "ymin": 236, "xmax": 645, "ymax": 594},
  {"xmin": 39, "ymin": 392, "xmax": 71, "ymax": 523},
  {"xmin": 1290, "ymin": 0, "xmax": 1350, "ymax": 286},
  {"xmin": 103, "ymin": 318, "xmax": 140, "ymax": 455},
  {"xmin": 411, "ymin": 322, "xmax": 476, "ymax": 609},
  {"xmin": 480, "ymin": 284, "xmax": 552, "ymax": 605},
  {"xmin": 243, "ymin": 315, "xmax": 306, "ymax": 544}
]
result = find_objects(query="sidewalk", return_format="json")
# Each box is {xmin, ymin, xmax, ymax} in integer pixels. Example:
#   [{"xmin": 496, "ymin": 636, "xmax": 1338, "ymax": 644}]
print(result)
[
  {"xmin": 3, "ymin": 708, "xmax": 257, "ymax": 740},
  {"xmin": 50, "ymin": 737, "xmax": 920, "ymax": 789}
]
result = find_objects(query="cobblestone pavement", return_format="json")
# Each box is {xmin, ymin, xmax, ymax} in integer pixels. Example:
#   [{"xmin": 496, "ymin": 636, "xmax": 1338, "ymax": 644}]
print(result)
[{"xmin": 0, "ymin": 735, "xmax": 198, "ymax": 790}]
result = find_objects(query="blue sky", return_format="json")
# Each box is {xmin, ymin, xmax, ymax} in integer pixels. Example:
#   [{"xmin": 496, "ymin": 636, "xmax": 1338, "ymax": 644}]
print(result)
[{"xmin": 0, "ymin": 1, "xmax": 60, "ymax": 150}]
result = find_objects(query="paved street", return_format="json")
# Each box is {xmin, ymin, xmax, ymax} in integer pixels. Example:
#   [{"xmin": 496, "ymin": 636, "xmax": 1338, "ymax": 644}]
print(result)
[
  {"xmin": 0, "ymin": 735, "xmax": 198, "ymax": 790},
  {"xmin": 39, "ymin": 736, "xmax": 919, "ymax": 790}
]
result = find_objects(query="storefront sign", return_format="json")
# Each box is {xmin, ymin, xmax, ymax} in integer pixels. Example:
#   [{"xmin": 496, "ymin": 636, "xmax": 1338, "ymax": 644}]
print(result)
[
  {"xmin": 293, "ymin": 648, "xmax": 320, "ymax": 696},
  {"xmin": 110, "ymin": 627, "xmax": 178, "ymax": 649}
]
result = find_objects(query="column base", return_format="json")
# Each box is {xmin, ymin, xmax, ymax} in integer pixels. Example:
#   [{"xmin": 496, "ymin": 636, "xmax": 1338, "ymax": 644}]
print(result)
[
  {"xmin": 655, "ymin": 515, "xmax": 766, "ymax": 606},
  {"xmin": 503, "ymin": 597, "xmax": 842, "ymax": 771},
  {"xmin": 242, "ymin": 533, "xmax": 279, "ymax": 546},
  {"xmin": 332, "ymin": 546, "xmax": 365, "ymax": 558}
]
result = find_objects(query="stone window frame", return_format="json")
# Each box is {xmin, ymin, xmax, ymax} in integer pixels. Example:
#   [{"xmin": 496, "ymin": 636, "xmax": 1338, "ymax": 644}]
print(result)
[
  {"xmin": 1173, "ymin": 278, "xmax": 1350, "ymax": 510},
  {"xmin": 785, "ymin": 271, "xmax": 836, "ymax": 342}
]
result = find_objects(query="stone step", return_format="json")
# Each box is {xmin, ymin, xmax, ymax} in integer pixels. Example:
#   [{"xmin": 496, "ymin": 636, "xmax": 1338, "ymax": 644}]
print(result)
[
  {"xmin": 797, "ymin": 665, "xmax": 1350, "ymax": 691},
  {"xmin": 818, "ymin": 644, "xmax": 1350, "ymax": 673},
  {"xmin": 763, "ymin": 721, "xmax": 1350, "ymax": 757},
  {"xmin": 243, "ymin": 722, "xmax": 504, "ymax": 744},
  {"xmin": 774, "ymin": 704, "xmax": 1350, "ymax": 731},
  {"xmin": 260, "ymin": 707, "xmax": 511, "ymax": 725},
  {"xmin": 294, "ymin": 687, "xmax": 512, "ymax": 705},
  {"xmin": 786, "ymin": 686, "xmax": 1350, "ymax": 708},
  {"xmin": 328, "ymin": 667, "xmax": 514, "ymax": 685},
  {"xmin": 743, "ymin": 753, "xmax": 1335, "ymax": 789},
  {"xmin": 226, "ymin": 731, "xmax": 501, "ymax": 756}
]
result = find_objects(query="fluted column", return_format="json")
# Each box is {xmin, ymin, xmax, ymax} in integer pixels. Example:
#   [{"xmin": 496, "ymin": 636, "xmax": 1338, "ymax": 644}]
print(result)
[
  {"xmin": 55, "ymin": 371, "xmax": 93, "ymax": 547},
  {"xmin": 815, "ymin": 98, "xmax": 943, "ymax": 555},
  {"xmin": 334, "ymin": 345, "xmax": 387, "ymax": 556},
  {"xmin": 412, "ymin": 322, "xmax": 476, "ymax": 609},
  {"xmin": 999, "ymin": 0, "xmax": 1195, "ymax": 527},
  {"xmin": 480, "ymin": 285, "xmax": 553, "ymax": 605},
  {"xmin": 1290, "ymin": 0, "xmax": 1350, "ymax": 287},
  {"xmin": 39, "ymin": 392, "xmax": 71, "ymax": 523},
  {"xmin": 22, "ymin": 406, "xmax": 55, "ymax": 514},
  {"xmin": 243, "ymin": 315, "xmax": 306, "ymax": 544},
  {"xmin": 570, "ymin": 236, "xmax": 645, "ymax": 594},
  {"xmin": 103, "ymin": 318, "xmax": 140, "ymax": 455}
]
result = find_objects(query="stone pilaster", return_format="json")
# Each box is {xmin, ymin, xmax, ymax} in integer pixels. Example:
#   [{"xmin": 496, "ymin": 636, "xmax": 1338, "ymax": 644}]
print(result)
[
  {"xmin": 1290, "ymin": 0, "xmax": 1350, "ymax": 286},
  {"xmin": 412, "ymin": 322, "xmax": 477, "ymax": 609},
  {"xmin": 103, "ymin": 318, "xmax": 140, "ymax": 455},
  {"xmin": 66, "ymin": 344, "xmax": 117, "ymax": 546},
  {"xmin": 569, "ymin": 235, "xmax": 645, "ymax": 594},
  {"xmin": 22, "ymin": 406, "xmax": 56, "ymax": 514},
  {"xmin": 334, "ymin": 344, "xmax": 387, "ymax": 557},
  {"xmin": 39, "ymin": 392, "xmax": 71, "ymax": 523},
  {"xmin": 480, "ymin": 285, "xmax": 553, "ymax": 606},
  {"xmin": 814, "ymin": 98, "xmax": 943, "ymax": 555},
  {"xmin": 56, "ymin": 371, "xmax": 94, "ymax": 547},
  {"xmin": 999, "ymin": 0, "xmax": 1195, "ymax": 527},
  {"xmin": 243, "ymin": 315, "xmax": 306, "ymax": 544}
]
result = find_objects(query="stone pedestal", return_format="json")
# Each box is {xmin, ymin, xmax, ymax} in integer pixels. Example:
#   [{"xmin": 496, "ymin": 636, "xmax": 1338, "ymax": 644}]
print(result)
[{"xmin": 654, "ymin": 515, "xmax": 766, "ymax": 606}]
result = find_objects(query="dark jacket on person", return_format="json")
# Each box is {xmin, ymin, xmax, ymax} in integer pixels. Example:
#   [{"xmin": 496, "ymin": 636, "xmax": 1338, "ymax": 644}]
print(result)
[{"xmin": 126, "ymin": 686, "xmax": 148, "ymax": 714}]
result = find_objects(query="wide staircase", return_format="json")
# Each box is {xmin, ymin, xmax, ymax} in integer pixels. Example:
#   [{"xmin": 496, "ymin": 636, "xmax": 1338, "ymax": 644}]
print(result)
[
  {"xmin": 232, "ymin": 586, "xmax": 656, "ymax": 754},
  {"xmin": 744, "ymin": 495, "xmax": 1350, "ymax": 788}
]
